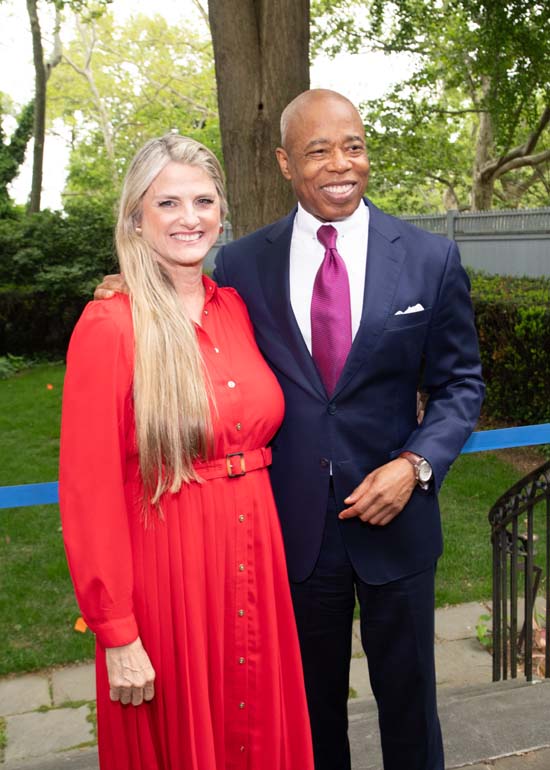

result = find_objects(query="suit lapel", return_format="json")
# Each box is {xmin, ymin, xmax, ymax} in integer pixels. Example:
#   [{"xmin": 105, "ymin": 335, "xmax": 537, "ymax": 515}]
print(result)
[
  {"xmin": 334, "ymin": 200, "xmax": 405, "ymax": 396},
  {"xmin": 257, "ymin": 212, "xmax": 326, "ymax": 399}
]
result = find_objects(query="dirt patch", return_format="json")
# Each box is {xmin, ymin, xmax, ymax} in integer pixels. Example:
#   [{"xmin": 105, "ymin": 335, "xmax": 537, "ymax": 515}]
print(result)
[
  {"xmin": 475, "ymin": 415, "xmax": 548, "ymax": 475},
  {"xmin": 498, "ymin": 445, "xmax": 548, "ymax": 475}
]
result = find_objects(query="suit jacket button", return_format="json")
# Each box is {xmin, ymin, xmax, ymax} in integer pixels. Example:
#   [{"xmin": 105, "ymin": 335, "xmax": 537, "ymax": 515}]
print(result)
[
  {"xmin": 327, "ymin": 403, "xmax": 337, "ymax": 415},
  {"xmin": 320, "ymin": 458, "xmax": 329, "ymax": 468}
]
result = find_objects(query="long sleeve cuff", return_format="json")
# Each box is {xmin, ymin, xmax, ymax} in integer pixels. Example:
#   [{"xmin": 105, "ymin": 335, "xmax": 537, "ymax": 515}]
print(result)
[{"xmin": 89, "ymin": 613, "xmax": 139, "ymax": 649}]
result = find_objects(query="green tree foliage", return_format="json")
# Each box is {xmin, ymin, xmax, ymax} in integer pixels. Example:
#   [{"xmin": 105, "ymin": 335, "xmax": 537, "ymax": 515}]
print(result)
[
  {"xmin": 0, "ymin": 98, "xmax": 34, "ymax": 216},
  {"xmin": 312, "ymin": 0, "xmax": 550, "ymax": 213},
  {"xmin": 48, "ymin": 10, "xmax": 219, "ymax": 206},
  {"xmin": 0, "ymin": 6, "xmax": 219, "ymax": 357}
]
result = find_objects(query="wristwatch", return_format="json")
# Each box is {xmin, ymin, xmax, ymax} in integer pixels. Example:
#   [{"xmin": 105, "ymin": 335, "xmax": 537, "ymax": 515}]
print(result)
[{"xmin": 400, "ymin": 451, "xmax": 433, "ymax": 490}]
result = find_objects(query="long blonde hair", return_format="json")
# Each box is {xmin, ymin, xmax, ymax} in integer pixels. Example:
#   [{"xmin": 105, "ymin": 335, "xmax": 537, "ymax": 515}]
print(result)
[{"xmin": 116, "ymin": 134, "xmax": 228, "ymax": 507}]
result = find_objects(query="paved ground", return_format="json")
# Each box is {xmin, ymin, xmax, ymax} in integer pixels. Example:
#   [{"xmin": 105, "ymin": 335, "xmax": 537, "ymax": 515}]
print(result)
[{"xmin": 1, "ymin": 601, "xmax": 549, "ymax": 769}]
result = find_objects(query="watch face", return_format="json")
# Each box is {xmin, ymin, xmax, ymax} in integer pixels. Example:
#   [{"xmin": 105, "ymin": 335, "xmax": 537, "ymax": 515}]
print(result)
[{"xmin": 418, "ymin": 460, "xmax": 432, "ymax": 483}]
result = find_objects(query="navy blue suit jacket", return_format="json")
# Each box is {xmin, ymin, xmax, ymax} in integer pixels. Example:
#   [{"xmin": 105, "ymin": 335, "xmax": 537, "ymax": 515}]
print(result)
[{"xmin": 214, "ymin": 199, "xmax": 484, "ymax": 584}]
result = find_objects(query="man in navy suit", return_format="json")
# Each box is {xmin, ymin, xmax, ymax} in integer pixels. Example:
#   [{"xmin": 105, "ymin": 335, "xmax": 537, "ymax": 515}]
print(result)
[{"xmin": 213, "ymin": 89, "xmax": 484, "ymax": 770}]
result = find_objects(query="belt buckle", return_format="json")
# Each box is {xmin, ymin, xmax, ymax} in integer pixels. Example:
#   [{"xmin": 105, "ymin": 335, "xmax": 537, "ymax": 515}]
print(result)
[{"xmin": 226, "ymin": 452, "xmax": 246, "ymax": 477}]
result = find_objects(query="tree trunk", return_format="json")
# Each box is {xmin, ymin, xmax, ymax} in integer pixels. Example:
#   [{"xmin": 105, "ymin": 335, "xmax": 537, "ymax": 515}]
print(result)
[
  {"xmin": 208, "ymin": 0, "xmax": 310, "ymax": 237},
  {"xmin": 26, "ymin": 0, "xmax": 46, "ymax": 213},
  {"xmin": 26, "ymin": 0, "xmax": 61, "ymax": 213},
  {"xmin": 70, "ymin": 20, "xmax": 119, "ymax": 186},
  {"xmin": 470, "ymin": 76, "xmax": 495, "ymax": 211},
  {"xmin": 442, "ymin": 186, "xmax": 460, "ymax": 211}
]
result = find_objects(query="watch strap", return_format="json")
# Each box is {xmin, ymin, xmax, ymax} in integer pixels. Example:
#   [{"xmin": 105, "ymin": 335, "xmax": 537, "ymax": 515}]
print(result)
[{"xmin": 400, "ymin": 451, "xmax": 432, "ymax": 489}]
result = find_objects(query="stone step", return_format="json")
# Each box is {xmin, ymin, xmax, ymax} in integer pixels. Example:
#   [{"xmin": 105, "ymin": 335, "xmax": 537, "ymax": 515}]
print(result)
[
  {"xmin": 3, "ymin": 748, "xmax": 99, "ymax": 770},
  {"xmin": 348, "ymin": 678, "xmax": 550, "ymax": 770}
]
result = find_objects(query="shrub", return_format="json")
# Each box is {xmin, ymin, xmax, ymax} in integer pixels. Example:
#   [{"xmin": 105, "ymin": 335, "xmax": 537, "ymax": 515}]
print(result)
[
  {"xmin": 469, "ymin": 270, "xmax": 550, "ymax": 425},
  {"xmin": 0, "ymin": 353, "xmax": 29, "ymax": 379},
  {"xmin": 0, "ymin": 201, "xmax": 116, "ymax": 355}
]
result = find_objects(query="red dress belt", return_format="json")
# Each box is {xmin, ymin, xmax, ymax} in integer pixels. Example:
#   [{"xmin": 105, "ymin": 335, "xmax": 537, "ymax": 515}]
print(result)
[{"xmin": 193, "ymin": 447, "xmax": 272, "ymax": 480}]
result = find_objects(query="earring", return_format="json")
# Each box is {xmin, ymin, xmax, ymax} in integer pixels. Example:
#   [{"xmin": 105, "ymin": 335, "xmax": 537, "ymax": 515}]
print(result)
[
  {"xmin": 219, "ymin": 224, "xmax": 224, "ymax": 234},
  {"xmin": 135, "ymin": 225, "xmax": 142, "ymax": 234}
]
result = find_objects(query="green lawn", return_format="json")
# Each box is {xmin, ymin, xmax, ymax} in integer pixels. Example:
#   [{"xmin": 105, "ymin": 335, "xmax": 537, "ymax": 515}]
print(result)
[
  {"xmin": 0, "ymin": 363, "xmax": 544, "ymax": 675},
  {"xmin": 0, "ymin": 364, "xmax": 95, "ymax": 676},
  {"xmin": 436, "ymin": 452, "xmax": 523, "ymax": 606}
]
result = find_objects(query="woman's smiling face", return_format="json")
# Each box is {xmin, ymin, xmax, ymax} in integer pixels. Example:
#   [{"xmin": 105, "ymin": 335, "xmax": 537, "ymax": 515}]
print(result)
[{"xmin": 138, "ymin": 161, "xmax": 221, "ymax": 274}]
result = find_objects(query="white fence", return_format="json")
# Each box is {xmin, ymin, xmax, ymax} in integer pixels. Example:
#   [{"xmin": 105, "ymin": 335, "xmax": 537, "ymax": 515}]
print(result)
[
  {"xmin": 206, "ymin": 208, "xmax": 550, "ymax": 278},
  {"xmin": 402, "ymin": 208, "xmax": 550, "ymax": 277}
]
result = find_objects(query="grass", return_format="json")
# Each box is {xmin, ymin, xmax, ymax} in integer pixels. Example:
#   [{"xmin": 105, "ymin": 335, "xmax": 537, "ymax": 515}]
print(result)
[
  {"xmin": 0, "ymin": 716, "xmax": 6, "ymax": 755},
  {"xmin": 0, "ymin": 363, "xmax": 546, "ymax": 676},
  {"xmin": 437, "ymin": 452, "xmax": 523, "ymax": 606},
  {"xmin": 0, "ymin": 364, "xmax": 95, "ymax": 676},
  {"xmin": 438, "ymin": 449, "xmax": 549, "ymax": 607}
]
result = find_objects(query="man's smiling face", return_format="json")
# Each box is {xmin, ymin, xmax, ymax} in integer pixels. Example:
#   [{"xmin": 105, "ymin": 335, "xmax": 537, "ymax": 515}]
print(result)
[{"xmin": 276, "ymin": 93, "xmax": 370, "ymax": 222}]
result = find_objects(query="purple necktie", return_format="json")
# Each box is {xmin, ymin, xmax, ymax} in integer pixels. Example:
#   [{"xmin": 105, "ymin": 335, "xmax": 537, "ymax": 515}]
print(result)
[{"xmin": 311, "ymin": 224, "xmax": 352, "ymax": 395}]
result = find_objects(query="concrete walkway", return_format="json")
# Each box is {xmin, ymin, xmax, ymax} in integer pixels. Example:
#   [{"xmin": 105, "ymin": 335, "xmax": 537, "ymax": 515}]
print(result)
[{"xmin": 1, "ymin": 602, "xmax": 549, "ymax": 769}]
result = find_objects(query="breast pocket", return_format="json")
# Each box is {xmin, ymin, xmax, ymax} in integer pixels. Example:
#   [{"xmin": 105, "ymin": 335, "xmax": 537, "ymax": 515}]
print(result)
[{"xmin": 384, "ymin": 307, "xmax": 432, "ymax": 331}]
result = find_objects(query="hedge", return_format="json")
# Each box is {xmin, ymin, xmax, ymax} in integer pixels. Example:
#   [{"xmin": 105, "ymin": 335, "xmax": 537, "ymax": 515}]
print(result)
[
  {"xmin": 469, "ymin": 270, "xmax": 550, "ymax": 426},
  {"xmin": 0, "ymin": 202, "xmax": 116, "ymax": 355}
]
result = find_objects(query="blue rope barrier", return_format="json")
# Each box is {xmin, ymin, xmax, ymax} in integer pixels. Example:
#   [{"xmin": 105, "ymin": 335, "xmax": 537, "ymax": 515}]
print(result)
[
  {"xmin": 0, "ymin": 482, "xmax": 59, "ymax": 510},
  {"xmin": 461, "ymin": 423, "xmax": 550, "ymax": 454},
  {"xmin": 1, "ymin": 424, "xmax": 549, "ymax": 510}
]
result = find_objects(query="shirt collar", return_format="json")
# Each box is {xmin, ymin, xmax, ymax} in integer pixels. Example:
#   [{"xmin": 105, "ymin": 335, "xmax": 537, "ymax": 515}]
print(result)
[{"xmin": 294, "ymin": 199, "xmax": 369, "ymax": 241}]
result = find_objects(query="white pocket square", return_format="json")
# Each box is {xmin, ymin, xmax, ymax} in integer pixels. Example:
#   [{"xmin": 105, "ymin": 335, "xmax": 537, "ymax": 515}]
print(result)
[{"xmin": 394, "ymin": 303, "xmax": 424, "ymax": 316}]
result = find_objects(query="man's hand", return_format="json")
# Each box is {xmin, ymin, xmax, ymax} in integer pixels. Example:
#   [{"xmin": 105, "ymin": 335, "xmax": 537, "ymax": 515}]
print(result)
[
  {"xmin": 94, "ymin": 273, "xmax": 128, "ymax": 300},
  {"xmin": 106, "ymin": 637, "xmax": 155, "ymax": 706},
  {"xmin": 339, "ymin": 457, "xmax": 416, "ymax": 526}
]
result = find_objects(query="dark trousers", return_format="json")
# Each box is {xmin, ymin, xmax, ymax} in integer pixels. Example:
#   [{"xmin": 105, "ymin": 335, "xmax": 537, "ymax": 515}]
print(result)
[{"xmin": 290, "ymin": 487, "xmax": 444, "ymax": 770}]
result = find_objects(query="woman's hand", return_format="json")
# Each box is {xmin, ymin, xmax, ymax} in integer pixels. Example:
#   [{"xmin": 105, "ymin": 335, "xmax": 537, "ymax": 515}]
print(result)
[{"xmin": 106, "ymin": 637, "xmax": 156, "ymax": 706}]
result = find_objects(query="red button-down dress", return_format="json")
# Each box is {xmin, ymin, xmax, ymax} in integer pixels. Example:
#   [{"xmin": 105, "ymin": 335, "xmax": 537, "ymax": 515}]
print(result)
[{"xmin": 59, "ymin": 276, "xmax": 314, "ymax": 770}]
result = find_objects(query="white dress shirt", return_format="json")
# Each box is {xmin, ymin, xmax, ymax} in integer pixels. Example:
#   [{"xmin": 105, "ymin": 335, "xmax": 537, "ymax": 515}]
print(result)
[{"xmin": 289, "ymin": 201, "xmax": 369, "ymax": 353}]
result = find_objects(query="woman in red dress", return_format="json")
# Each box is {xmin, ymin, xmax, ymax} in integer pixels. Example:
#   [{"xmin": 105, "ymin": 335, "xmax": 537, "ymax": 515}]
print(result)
[{"xmin": 59, "ymin": 134, "xmax": 314, "ymax": 770}]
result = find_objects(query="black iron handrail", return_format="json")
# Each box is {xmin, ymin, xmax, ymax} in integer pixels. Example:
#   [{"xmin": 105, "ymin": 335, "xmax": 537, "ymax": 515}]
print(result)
[{"xmin": 489, "ymin": 460, "xmax": 550, "ymax": 682}]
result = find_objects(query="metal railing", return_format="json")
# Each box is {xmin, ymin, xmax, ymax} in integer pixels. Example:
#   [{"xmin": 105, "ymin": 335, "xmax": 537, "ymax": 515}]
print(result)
[{"xmin": 489, "ymin": 460, "xmax": 550, "ymax": 682}]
